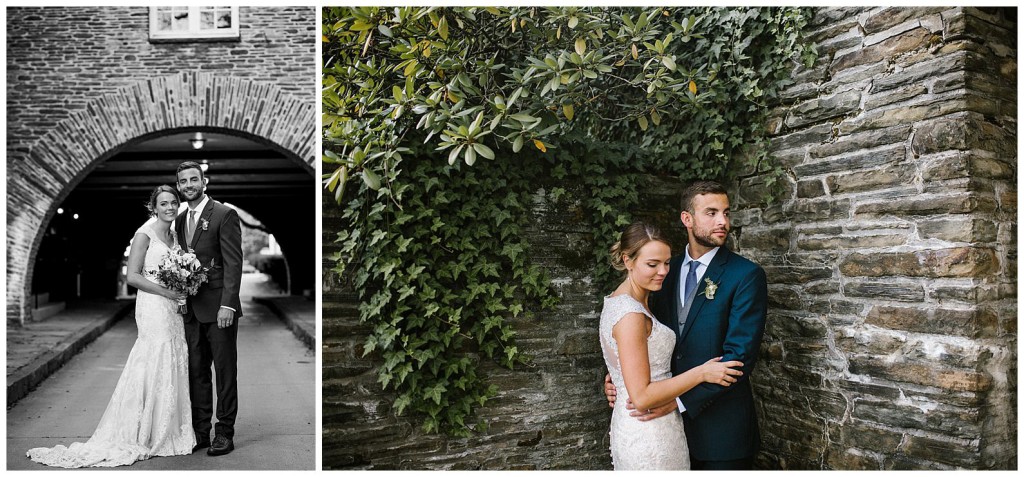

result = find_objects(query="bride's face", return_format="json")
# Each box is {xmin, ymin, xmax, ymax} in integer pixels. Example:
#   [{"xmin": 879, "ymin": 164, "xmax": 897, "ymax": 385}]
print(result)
[
  {"xmin": 626, "ymin": 240, "xmax": 671, "ymax": 292},
  {"xmin": 153, "ymin": 191, "xmax": 179, "ymax": 223}
]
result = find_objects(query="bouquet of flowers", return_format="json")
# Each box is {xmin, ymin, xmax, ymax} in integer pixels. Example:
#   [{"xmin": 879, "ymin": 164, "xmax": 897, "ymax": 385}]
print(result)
[{"xmin": 156, "ymin": 245, "xmax": 209, "ymax": 314}]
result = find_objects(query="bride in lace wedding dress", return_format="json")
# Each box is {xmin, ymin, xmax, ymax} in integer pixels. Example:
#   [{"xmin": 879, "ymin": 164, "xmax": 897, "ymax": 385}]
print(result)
[
  {"xmin": 27, "ymin": 186, "xmax": 196, "ymax": 468},
  {"xmin": 599, "ymin": 222, "xmax": 742, "ymax": 470}
]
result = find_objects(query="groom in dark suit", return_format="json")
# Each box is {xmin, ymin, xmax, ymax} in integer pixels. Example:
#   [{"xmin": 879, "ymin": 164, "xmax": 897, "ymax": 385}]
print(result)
[
  {"xmin": 606, "ymin": 180, "xmax": 767, "ymax": 470},
  {"xmin": 175, "ymin": 161, "xmax": 243, "ymax": 457}
]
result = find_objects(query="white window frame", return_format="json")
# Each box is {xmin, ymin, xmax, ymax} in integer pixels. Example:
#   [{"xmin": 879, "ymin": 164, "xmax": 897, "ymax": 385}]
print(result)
[{"xmin": 149, "ymin": 6, "xmax": 240, "ymax": 42}]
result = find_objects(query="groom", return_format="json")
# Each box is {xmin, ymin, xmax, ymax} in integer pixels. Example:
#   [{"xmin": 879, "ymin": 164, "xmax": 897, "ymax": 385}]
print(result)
[
  {"xmin": 605, "ymin": 180, "xmax": 768, "ymax": 470},
  {"xmin": 175, "ymin": 161, "xmax": 243, "ymax": 456}
]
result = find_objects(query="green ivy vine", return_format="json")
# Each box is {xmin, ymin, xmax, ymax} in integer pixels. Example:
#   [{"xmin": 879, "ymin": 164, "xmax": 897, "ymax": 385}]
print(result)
[{"xmin": 324, "ymin": 6, "xmax": 816, "ymax": 436}]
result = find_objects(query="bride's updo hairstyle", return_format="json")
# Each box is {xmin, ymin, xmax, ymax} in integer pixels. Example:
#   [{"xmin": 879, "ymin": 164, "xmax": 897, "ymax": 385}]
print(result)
[
  {"xmin": 146, "ymin": 185, "xmax": 180, "ymax": 216},
  {"xmin": 609, "ymin": 221, "xmax": 671, "ymax": 272}
]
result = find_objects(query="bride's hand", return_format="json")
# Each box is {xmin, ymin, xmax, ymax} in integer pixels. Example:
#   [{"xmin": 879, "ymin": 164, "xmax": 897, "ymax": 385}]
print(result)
[
  {"xmin": 164, "ymin": 289, "xmax": 186, "ymax": 301},
  {"xmin": 701, "ymin": 356, "xmax": 744, "ymax": 386}
]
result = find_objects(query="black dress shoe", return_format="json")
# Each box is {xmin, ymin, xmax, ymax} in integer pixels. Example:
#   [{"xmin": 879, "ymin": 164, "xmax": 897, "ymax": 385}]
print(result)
[
  {"xmin": 207, "ymin": 435, "xmax": 234, "ymax": 456},
  {"xmin": 192, "ymin": 439, "xmax": 210, "ymax": 453}
]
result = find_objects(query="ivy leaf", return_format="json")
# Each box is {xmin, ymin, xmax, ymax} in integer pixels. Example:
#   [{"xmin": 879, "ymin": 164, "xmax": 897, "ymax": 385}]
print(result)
[
  {"xmin": 394, "ymin": 394, "xmax": 412, "ymax": 415},
  {"xmin": 426, "ymin": 383, "xmax": 446, "ymax": 405},
  {"xmin": 362, "ymin": 335, "xmax": 378, "ymax": 357}
]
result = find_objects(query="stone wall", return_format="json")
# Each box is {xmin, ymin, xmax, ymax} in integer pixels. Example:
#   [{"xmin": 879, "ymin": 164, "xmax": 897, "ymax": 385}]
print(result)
[
  {"xmin": 6, "ymin": 7, "xmax": 316, "ymax": 324},
  {"xmin": 322, "ymin": 182, "xmax": 681, "ymax": 469},
  {"xmin": 737, "ymin": 7, "xmax": 1016, "ymax": 470},
  {"xmin": 321, "ymin": 7, "xmax": 1016, "ymax": 470}
]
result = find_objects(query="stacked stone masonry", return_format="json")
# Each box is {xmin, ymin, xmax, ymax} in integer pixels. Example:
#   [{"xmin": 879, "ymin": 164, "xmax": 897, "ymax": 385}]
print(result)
[
  {"xmin": 740, "ymin": 7, "xmax": 1016, "ymax": 470},
  {"xmin": 321, "ymin": 7, "xmax": 1016, "ymax": 470}
]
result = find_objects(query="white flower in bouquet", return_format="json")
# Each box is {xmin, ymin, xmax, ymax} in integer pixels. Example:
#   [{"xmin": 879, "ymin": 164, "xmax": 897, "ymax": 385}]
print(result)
[{"xmin": 157, "ymin": 245, "xmax": 210, "ymax": 314}]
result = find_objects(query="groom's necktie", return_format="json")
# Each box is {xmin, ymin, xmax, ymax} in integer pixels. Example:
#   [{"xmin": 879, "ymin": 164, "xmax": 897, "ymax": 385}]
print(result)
[
  {"xmin": 679, "ymin": 260, "xmax": 700, "ymax": 334},
  {"xmin": 186, "ymin": 210, "xmax": 197, "ymax": 246},
  {"xmin": 684, "ymin": 260, "xmax": 700, "ymax": 305}
]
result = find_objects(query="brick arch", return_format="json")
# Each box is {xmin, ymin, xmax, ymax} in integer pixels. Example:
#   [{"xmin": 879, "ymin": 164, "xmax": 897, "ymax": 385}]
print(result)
[{"xmin": 6, "ymin": 71, "xmax": 315, "ymax": 324}]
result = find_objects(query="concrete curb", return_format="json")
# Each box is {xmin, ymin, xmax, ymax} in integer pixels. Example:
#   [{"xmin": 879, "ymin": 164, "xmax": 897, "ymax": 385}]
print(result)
[
  {"xmin": 6, "ymin": 302, "xmax": 134, "ymax": 407},
  {"xmin": 253, "ymin": 297, "xmax": 314, "ymax": 350}
]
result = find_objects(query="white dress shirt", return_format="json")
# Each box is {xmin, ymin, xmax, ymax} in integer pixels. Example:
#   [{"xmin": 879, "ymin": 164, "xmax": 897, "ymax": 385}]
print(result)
[
  {"xmin": 675, "ymin": 245, "xmax": 720, "ymax": 414},
  {"xmin": 183, "ymin": 195, "xmax": 235, "ymax": 314}
]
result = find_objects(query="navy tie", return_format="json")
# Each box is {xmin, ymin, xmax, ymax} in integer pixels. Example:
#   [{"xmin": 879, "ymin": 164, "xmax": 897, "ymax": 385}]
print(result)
[{"xmin": 684, "ymin": 260, "xmax": 700, "ymax": 305}]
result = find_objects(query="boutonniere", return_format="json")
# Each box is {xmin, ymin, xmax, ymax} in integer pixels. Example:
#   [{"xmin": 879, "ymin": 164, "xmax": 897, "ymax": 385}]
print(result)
[
  {"xmin": 704, "ymin": 278, "xmax": 718, "ymax": 300},
  {"xmin": 201, "ymin": 219, "xmax": 209, "ymax": 231}
]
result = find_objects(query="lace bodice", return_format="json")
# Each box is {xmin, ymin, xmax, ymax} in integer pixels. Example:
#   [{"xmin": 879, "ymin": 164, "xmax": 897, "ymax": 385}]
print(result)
[
  {"xmin": 599, "ymin": 293, "xmax": 689, "ymax": 470},
  {"xmin": 600, "ymin": 294, "xmax": 676, "ymax": 396},
  {"xmin": 136, "ymin": 222, "xmax": 176, "ymax": 280}
]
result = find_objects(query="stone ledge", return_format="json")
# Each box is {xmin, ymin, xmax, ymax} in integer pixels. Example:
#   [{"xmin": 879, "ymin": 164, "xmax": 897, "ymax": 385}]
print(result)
[
  {"xmin": 6, "ymin": 301, "xmax": 133, "ymax": 406},
  {"xmin": 253, "ymin": 295, "xmax": 314, "ymax": 350}
]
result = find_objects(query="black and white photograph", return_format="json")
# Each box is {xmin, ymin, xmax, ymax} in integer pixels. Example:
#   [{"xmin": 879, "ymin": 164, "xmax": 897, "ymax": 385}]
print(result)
[{"xmin": 6, "ymin": 6, "xmax": 317, "ymax": 470}]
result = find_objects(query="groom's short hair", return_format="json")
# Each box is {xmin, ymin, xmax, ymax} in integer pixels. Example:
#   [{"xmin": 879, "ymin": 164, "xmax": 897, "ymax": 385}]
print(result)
[
  {"xmin": 176, "ymin": 161, "xmax": 205, "ymax": 180},
  {"xmin": 680, "ymin": 180, "xmax": 728, "ymax": 213}
]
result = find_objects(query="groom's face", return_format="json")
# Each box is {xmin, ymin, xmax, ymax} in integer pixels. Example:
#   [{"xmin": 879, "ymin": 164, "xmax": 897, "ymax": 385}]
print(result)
[
  {"xmin": 176, "ymin": 167, "xmax": 206, "ymax": 202},
  {"xmin": 683, "ymin": 193, "xmax": 731, "ymax": 249}
]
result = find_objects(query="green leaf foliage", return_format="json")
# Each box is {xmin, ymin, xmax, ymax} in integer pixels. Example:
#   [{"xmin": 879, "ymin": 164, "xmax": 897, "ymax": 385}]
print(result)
[{"xmin": 324, "ymin": 6, "xmax": 815, "ymax": 435}]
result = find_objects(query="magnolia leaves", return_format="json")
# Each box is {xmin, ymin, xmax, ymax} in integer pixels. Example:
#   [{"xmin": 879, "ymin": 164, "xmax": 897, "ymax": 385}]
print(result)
[
  {"xmin": 323, "ymin": 6, "xmax": 743, "ymax": 201},
  {"xmin": 438, "ymin": 111, "xmax": 496, "ymax": 166}
]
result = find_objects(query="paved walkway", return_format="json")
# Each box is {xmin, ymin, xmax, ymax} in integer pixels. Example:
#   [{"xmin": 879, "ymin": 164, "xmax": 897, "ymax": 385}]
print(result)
[
  {"xmin": 6, "ymin": 273, "xmax": 315, "ymax": 470},
  {"xmin": 7, "ymin": 300, "xmax": 134, "ymax": 406},
  {"xmin": 252, "ymin": 295, "xmax": 315, "ymax": 349}
]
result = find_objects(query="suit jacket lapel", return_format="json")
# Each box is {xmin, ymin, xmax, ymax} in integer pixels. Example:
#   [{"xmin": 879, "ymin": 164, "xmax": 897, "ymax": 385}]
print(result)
[
  {"xmin": 679, "ymin": 246, "xmax": 731, "ymax": 343},
  {"xmin": 190, "ymin": 200, "xmax": 217, "ymax": 250},
  {"xmin": 175, "ymin": 211, "xmax": 188, "ymax": 249},
  {"xmin": 664, "ymin": 255, "xmax": 685, "ymax": 333}
]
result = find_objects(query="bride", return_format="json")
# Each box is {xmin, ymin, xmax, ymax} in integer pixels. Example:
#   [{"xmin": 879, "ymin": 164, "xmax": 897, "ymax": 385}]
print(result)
[
  {"xmin": 27, "ymin": 185, "xmax": 196, "ymax": 468},
  {"xmin": 600, "ymin": 221, "xmax": 742, "ymax": 470}
]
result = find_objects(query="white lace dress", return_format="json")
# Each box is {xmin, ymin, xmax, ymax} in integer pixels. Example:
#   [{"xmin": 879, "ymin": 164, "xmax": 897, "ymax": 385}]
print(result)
[
  {"xmin": 600, "ymin": 294, "xmax": 690, "ymax": 470},
  {"xmin": 27, "ymin": 223, "xmax": 196, "ymax": 468}
]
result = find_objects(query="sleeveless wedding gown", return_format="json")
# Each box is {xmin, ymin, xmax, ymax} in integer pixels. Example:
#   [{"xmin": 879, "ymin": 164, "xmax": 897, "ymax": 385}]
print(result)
[
  {"xmin": 600, "ymin": 294, "xmax": 690, "ymax": 470},
  {"xmin": 27, "ymin": 222, "xmax": 196, "ymax": 468}
]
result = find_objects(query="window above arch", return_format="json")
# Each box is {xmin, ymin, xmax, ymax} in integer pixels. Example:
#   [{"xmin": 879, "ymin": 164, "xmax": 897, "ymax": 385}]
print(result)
[{"xmin": 149, "ymin": 6, "xmax": 240, "ymax": 42}]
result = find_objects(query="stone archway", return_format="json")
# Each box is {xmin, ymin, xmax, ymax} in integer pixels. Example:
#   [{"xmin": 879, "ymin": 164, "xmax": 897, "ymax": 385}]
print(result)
[{"xmin": 7, "ymin": 71, "xmax": 315, "ymax": 324}]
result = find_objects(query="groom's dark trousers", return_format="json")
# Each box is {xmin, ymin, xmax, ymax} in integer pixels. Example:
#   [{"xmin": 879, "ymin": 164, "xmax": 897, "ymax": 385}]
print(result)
[
  {"xmin": 184, "ymin": 316, "xmax": 238, "ymax": 439},
  {"xmin": 177, "ymin": 199, "xmax": 243, "ymax": 442},
  {"xmin": 651, "ymin": 246, "xmax": 767, "ymax": 470}
]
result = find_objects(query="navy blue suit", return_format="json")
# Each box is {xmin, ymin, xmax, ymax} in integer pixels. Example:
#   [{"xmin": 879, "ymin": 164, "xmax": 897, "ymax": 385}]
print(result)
[{"xmin": 650, "ymin": 245, "xmax": 767, "ymax": 463}]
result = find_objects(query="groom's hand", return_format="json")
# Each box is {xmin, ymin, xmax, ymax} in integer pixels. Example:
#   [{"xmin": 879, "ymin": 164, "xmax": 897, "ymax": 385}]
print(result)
[
  {"xmin": 604, "ymin": 373, "xmax": 616, "ymax": 408},
  {"xmin": 627, "ymin": 399, "xmax": 676, "ymax": 422},
  {"xmin": 216, "ymin": 307, "xmax": 235, "ymax": 328}
]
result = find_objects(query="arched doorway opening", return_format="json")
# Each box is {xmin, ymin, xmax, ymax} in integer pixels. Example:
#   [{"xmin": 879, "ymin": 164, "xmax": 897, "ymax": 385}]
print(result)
[{"xmin": 28, "ymin": 129, "xmax": 314, "ymax": 321}]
